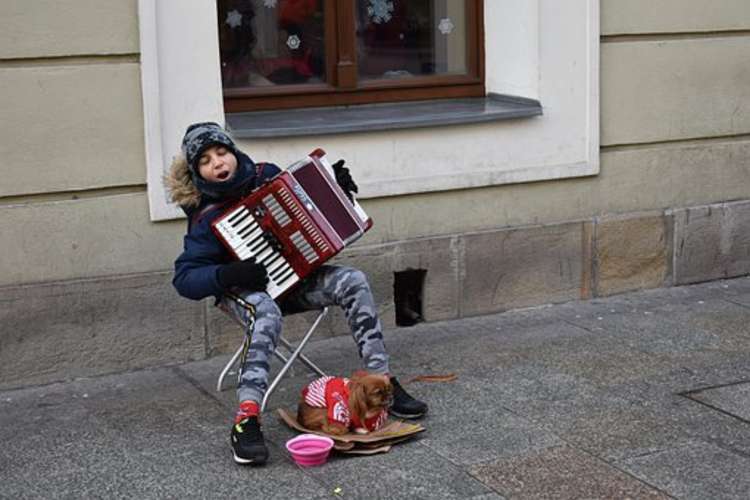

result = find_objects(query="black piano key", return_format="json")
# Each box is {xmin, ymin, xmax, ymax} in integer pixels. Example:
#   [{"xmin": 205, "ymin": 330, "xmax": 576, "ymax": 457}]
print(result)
[
  {"xmin": 242, "ymin": 227, "xmax": 263, "ymax": 243},
  {"xmin": 260, "ymin": 253, "xmax": 281, "ymax": 269},
  {"xmin": 230, "ymin": 211, "xmax": 250, "ymax": 227},
  {"xmin": 269, "ymin": 262, "xmax": 290, "ymax": 280},
  {"xmin": 247, "ymin": 237, "xmax": 268, "ymax": 253},
  {"xmin": 227, "ymin": 208, "xmax": 248, "ymax": 224},
  {"xmin": 242, "ymin": 235, "xmax": 258, "ymax": 248},
  {"xmin": 275, "ymin": 267, "xmax": 296, "ymax": 284},
  {"xmin": 237, "ymin": 221, "xmax": 258, "ymax": 238},
  {"xmin": 232, "ymin": 219, "xmax": 252, "ymax": 234},
  {"xmin": 257, "ymin": 252, "xmax": 279, "ymax": 269},
  {"xmin": 271, "ymin": 266, "xmax": 289, "ymax": 285}
]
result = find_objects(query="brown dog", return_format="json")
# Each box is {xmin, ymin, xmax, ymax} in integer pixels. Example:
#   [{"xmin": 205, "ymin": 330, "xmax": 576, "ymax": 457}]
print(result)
[{"xmin": 297, "ymin": 372, "xmax": 393, "ymax": 435}]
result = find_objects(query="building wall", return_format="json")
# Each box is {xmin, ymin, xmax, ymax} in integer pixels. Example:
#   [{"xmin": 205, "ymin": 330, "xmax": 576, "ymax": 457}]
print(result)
[{"xmin": 1, "ymin": 1, "xmax": 749, "ymax": 388}]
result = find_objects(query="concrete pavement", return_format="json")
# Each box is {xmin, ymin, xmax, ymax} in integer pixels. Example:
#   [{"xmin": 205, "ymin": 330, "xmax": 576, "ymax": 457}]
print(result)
[{"xmin": 2, "ymin": 277, "xmax": 750, "ymax": 499}]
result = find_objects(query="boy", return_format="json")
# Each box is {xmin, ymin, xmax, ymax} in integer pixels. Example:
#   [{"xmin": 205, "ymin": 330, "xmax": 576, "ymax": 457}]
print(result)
[{"xmin": 167, "ymin": 122, "xmax": 427, "ymax": 465}]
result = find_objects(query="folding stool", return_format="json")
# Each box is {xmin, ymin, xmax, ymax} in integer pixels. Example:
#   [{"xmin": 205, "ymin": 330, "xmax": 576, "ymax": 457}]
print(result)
[{"xmin": 215, "ymin": 292, "xmax": 328, "ymax": 412}]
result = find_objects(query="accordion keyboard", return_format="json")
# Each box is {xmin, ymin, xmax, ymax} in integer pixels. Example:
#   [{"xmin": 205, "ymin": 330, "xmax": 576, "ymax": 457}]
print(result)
[{"xmin": 214, "ymin": 205, "xmax": 300, "ymax": 298}]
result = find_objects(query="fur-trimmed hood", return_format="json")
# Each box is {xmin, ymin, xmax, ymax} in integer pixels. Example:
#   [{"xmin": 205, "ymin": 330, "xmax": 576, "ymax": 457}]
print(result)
[
  {"xmin": 165, "ymin": 149, "xmax": 266, "ymax": 212},
  {"xmin": 165, "ymin": 153, "xmax": 201, "ymax": 210}
]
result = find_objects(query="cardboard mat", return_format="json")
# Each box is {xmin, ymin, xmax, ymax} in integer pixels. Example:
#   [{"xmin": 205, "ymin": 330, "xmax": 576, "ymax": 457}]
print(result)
[{"xmin": 277, "ymin": 408, "xmax": 425, "ymax": 455}]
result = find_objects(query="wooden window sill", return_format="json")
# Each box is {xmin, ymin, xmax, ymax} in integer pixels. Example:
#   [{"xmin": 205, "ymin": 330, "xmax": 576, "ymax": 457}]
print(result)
[{"xmin": 226, "ymin": 94, "xmax": 542, "ymax": 139}]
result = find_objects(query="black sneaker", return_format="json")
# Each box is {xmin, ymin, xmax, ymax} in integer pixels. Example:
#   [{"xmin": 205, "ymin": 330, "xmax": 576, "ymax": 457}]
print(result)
[
  {"xmin": 230, "ymin": 416, "xmax": 269, "ymax": 465},
  {"xmin": 389, "ymin": 377, "xmax": 428, "ymax": 419}
]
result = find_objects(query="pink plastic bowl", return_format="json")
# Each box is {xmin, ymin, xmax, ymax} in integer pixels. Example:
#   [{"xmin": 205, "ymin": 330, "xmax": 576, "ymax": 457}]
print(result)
[{"xmin": 286, "ymin": 434, "xmax": 334, "ymax": 467}]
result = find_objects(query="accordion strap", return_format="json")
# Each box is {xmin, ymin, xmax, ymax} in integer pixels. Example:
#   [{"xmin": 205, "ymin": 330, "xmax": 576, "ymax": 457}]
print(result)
[
  {"xmin": 190, "ymin": 200, "xmax": 230, "ymax": 228},
  {"xmin": 254, "ymin": 161, "xmax": 268, "ymax": 180}
]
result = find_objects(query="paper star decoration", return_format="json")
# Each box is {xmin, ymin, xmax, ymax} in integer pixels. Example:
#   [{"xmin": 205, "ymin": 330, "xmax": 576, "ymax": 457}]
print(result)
[
  {"xmin": 225, "ymin": 10, "xmax": 243, "ymax": 29},
  {"xmin": 367, "ymin": 0, "xmax": 394, "ymax": 24},
  {"xmin": 438, "ymin": 17, "xmax": 455, "ymax": 35},
  {"xmin": 287, "ymin": 34, "xmax": 301, "ymax": 50}
]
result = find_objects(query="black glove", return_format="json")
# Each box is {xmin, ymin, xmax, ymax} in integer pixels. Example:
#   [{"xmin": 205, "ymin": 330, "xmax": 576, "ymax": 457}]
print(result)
[
  {"xmin": 332, "ymin": 159, "xmax": 359, "ymax": 203},
  {"xmin": 217, "ymin": 259, "xmax": 269, "ymax": 292}
]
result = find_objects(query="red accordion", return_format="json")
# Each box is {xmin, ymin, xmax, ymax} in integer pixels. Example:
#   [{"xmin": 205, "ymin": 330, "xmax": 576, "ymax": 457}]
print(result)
[{"xmin": 211, "ymin": 149, "xmax": 373, "ymax": 299}]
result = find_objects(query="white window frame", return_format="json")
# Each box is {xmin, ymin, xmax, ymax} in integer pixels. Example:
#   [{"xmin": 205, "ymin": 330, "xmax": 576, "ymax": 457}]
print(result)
[{"xmin": 139, "ymin": 0, "xmax": 599, "ymax": 221}]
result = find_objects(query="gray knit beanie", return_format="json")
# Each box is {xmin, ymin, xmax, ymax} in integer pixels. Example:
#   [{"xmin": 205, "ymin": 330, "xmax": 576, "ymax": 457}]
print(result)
[{"xmin": 181, "ymin": 122, "xmax": 238, "ymax": 177}]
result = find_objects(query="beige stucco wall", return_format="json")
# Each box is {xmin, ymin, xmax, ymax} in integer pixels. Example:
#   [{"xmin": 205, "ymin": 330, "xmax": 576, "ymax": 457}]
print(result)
[
  {"xmin": 1, "ymin": 1, "xmax": 749, "ymax": 287},
  {"xmin": 601, "ymin": 0, "xmax": 750, "ymax": 34},
  {"xmin": 0, "ymin": 0, "xmax": 138, "ymax": 59},
  {"xmin": 1, "ymin": 62, "xmax": 145, "ymax": 197}
]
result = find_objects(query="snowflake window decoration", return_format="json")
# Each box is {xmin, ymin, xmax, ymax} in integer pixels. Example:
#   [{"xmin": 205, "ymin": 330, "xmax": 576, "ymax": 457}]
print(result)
[
  {"xmin": 225, "ymin": 9, "xmax": 243, "ymax": 29},
  {"xmin": 438, "ymin": 17, "xmax": 454, "ymax": 35},
  {"xmin": 262, "ymin": 0, "xmax": 277, "ymax": 8},
  {"xmin": 286, "ymin": 34, "xmax": 301, "ymax": 50},
  {"xmin": 367, "ymin": 0, "xmax": 394, "ymax": 25}
]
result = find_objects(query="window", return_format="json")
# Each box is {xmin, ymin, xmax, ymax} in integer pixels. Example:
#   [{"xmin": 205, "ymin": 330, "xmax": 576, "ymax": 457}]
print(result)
[
  {"xmin": 139, "ymin": 0, "xmax": 599, "ymax": 222},
  {"xmin": 217, "ymin": 0, "xmax": 484, "ymax": 111}
]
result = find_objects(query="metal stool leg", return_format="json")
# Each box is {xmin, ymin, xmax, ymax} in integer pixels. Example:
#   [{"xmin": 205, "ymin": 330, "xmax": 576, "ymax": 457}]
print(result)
[
  {"xmin": 278, "ymin": 337, "xmax": 326, "ymax": 377},
  {"xmin": 261, "ymin": 307, "xmax": 328, "ymax": 412},
  {"xmin": 216, "ymin": 342, "xmax": 246, "ymax": 392},
  {"xmin": 215, "ymin": 306, "xmax": 329, "ymax": 413},
  {"xmin": 214, "ymin": 326, "xmax": 304, "ymax": 391},
  {"xmin": 216, "ymin": 340, "xmax": 292, "ymax": 393}
]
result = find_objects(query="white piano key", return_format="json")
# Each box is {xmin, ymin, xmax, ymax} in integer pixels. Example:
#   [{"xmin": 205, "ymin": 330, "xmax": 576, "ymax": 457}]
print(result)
[
  {"xmin": 222, "ymin": 230, "xmax": 247, "ymax": 249},
  {"xmin": 269, "ymin": 263, "xmax": 292, "ymax": 282},
  {"xmin": 241, "ymin": 245, "xmax": 271, "ymax": 267},
  {"xmin": 254, "ymin": 245, "xmax": 275, "ymax": 263},
  {"xmin": 228, "ymin": 219, "xmax": 258, "ymax": 240},
  {"xmin": 236, "ymin": 219, "xmax": 259, "ymax": 236},
  {"xmin": 274, "ymin": 266, "xmax": 295, "ymax": 284},
  {"xmin": 260, "ymin": 255, "xmax": 281, "ymax": 274},
  {"xmin": 246, "ymin": 238, "xmax": 268, "ymax": 255},
  {"xmin": 242, "ymin": 226, "xmax": 264, "ymax": 245},
  {"xmin": 228, "ymin": 211, "xmax": 251, "ymax": 229},
  {"xmin": 265, "ymin": 257, "xmax": 287, "ymax": 277},
  {"xmin": 234, "ymin": 246, "xmax": 254, "ymax": 261},
  {"xmin": 260, "ymin": 248, "xmax": 281, "ymax": 263},
  {"xmin": 218, "ymin": 221, "xmax": 256, "ymax": 248},
  {"xmin": 225, "ymin": 206, "xmax": 249, "ymax": 224},
  {"xmin": 270, "ymin": 273, "xmax": 299, "ymax": 298}
]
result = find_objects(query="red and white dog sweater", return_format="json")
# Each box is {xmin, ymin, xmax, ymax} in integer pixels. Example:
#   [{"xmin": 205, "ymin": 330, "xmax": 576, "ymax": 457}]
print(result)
[{"xmin": 302, "ymin": 376, "xmax": 388, "ymax": 432}]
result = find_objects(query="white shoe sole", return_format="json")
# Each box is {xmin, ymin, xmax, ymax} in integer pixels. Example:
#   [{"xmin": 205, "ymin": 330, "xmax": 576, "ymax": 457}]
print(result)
[
  {"xmin": 233, "ymin": 451, "xmax": 266, "ymax": 465},
  {"xmin": 389, "ymin": 409, "xmax": 427, "ymax": 419}
]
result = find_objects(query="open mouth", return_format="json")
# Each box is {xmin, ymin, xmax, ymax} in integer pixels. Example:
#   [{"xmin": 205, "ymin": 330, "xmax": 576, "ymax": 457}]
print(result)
[{"xmin": 217, "ymin": 171, "xmax": 230, "ymax": 181}]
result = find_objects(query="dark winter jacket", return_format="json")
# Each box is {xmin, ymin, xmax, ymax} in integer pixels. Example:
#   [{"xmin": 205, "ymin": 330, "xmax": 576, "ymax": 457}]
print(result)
[{"xmin": 166, "ymin": 151, "xmax": 281, "ymax": 301}]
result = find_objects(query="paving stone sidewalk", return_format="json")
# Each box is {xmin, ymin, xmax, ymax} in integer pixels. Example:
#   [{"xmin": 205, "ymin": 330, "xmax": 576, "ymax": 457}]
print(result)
[{"xmin": 2, "ymin": 277, "xmax": 750, "ymax": 499}]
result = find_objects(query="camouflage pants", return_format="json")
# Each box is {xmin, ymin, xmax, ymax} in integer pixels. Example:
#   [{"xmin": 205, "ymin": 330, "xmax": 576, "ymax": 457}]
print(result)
[{"xmin": 218, "ymin": 265, "xmax": 389, "ymax": 405}]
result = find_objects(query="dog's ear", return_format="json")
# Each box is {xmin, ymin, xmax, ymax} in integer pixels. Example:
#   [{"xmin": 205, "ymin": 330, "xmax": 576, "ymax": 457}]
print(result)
[{"xmin": 348, "ymin": 380, "xmax": 368, "ymax": 423}]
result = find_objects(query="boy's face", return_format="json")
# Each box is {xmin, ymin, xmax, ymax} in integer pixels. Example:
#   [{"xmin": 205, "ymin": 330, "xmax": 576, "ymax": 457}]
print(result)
[{"xmin": 197, "ymin": 145, "xmax": 238, "ymax": 183}]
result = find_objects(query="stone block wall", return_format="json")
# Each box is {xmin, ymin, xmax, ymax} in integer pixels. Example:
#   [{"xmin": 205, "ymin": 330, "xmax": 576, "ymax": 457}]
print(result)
[
  {"xmin": 3, "ymin": 199, "xmax": 749, "ymax": 391},
  {"xmin": 593, "ymin": 213, "xmax": 672, "ymax": 296},
  {"xmin": 672, "ymin": 201, "xmax": 750, "ymax": 284}
]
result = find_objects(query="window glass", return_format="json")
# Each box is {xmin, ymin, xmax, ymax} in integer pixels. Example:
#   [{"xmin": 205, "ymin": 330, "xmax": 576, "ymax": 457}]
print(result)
[
  {"xmin": 216, "ymin": 0, "xmax": 481, "ymax": 111},
  {"xmin": 218, "ymin": 0, "xmax": 326, "ymax": 88},
  {"xmin": 356, "ymin": 0, "xmax": 468, "ymax": 82}
]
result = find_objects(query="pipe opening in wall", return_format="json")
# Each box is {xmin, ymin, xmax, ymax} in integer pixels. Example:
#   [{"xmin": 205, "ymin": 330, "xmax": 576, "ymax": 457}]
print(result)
[{"xmin": 394, "ymin": 269, "xmax": 426, "ymax": 327}]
